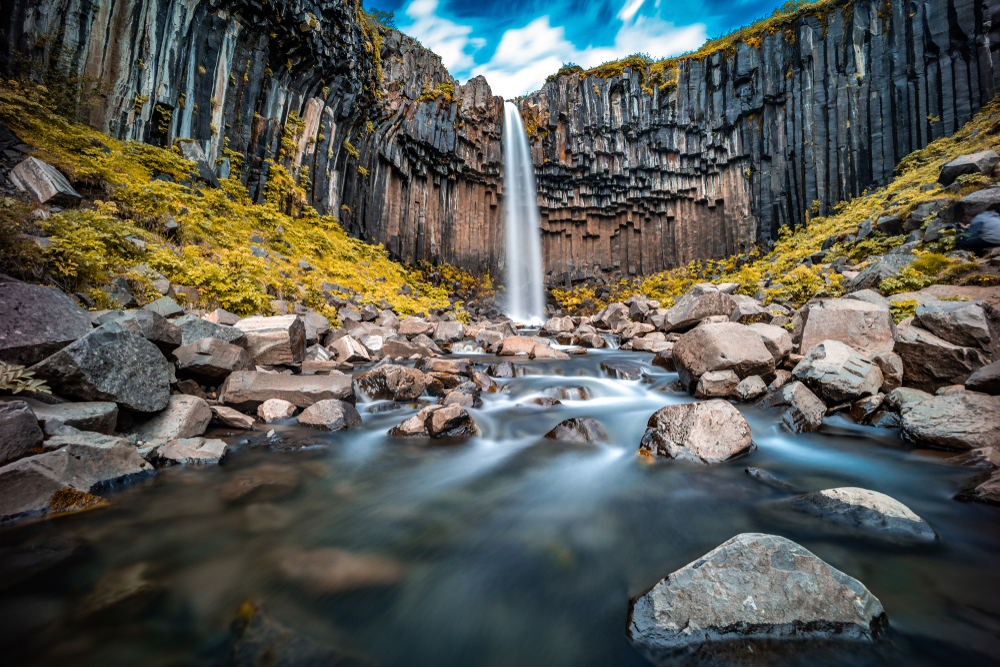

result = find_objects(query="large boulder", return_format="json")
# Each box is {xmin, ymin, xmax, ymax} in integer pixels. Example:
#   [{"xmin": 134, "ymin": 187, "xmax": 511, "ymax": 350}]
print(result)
[
  {"xmin": 235, "ymin": 315, "xmax": 306, "ymax": 365},
  {"xmin": 328, "ymin": 335, "xmax": 370, "ymax": 363},
  {"xmin": 220, "ymin": 371, "xmax": 355, "ymax": 411},
  {"xmin": 893, "ymin": 319, "xmax": 988, "ymax": 393},
  {"xmin": 0, "ymin": 281, "xmax": 93, "ymax": 366},
  {"xmin": 388, "ymin": 404, "xmax": 477, "ymax": 438},
  {"xmin": 101, "ymin": 309, "xmax": 182, "ymax": 356},
  {"xmin": 938, "ymin": 150, "xmax": 1000, "ymax": 185},
  {"xmin": 901, "ymin": 393, "xmax": 1000, "ymax": 450},
  {"xmin": 792, "ymin": 340, "xmax": 882, "ymax": 405},
  {"xmin": 301, "ymin": 312, "xmax": 330, "ymax": 346},
  {"xmin": 433, "ymin": 321, "xmax": 466, "ymax": 344},
  {"xmin": 845, "ymin": 254, "xmax": 914, "ymax": 291},
  {"xmin": 357, "ymin": 365, "xmax": 432, "ymax": 401},
  {"xmin": 729, "ymin": 294, "xmax": 771, "ymax": 324},
  {"xmin": 9, "ymin": 156, "xmax": 82, "ymax": 206},
  {"xmin": 754, "ymin": 381, "xmax": 827, "ymax": 433},
  {"xmin": 672, "ymin": 322, "xmax": 775, "ymax": 392},
  {"xmin": 541, "ymin": 316, "xmax": 574, "ymax": 334},
  {"xmin": 638, "ymin": 400, "xmax": 753, "ymax": 464},
  {"xmin": 956, "ymin": 183, "xmax": 1000, "ymax": 218},
  {"xmin": 0, "ymin": 400, "xmax": 43, "ymax": 465},
  {"xmin": 29, "ymin": 322, "xmax": 171, "ymax": 412},
  {"xmin": 131, "ymin": 395, "xmax": 212, "ymax": 445},
  {"xmin": 913, "ymin": 300, "xmax": 994, "ymax": 351},
  {"xmin": 747, "ymin": 323, "xmax": 793, "ymax": 363},
  {"xmin": 796, "ymin": 299, "xmax": 895, "ymax": 356},
  {"xmin": 626, "ymin": 533, "xmax": 887, "ymax": 662},
  {"xmin": 27, "ymin": 400, "xmax": 118, "ymax": 435},
  {"xmin": 173, "ymin": 314, "xmax": 248, "ymax": 349},
  {"xmin": 663, "ymin": 286, "xmax": 736, "ymax": 331},
  {"xmin": 791, "ymin": 487, "xmax": 936, "ymax": 542},
  {"xmin": 592, "ymin": 303, "xmax": 630, "ymax": 331},
  {"xmin": 297, "ymin": 400, "xmax": 363, "ymax": 431},
  {"xmin": 966, "ymin": 362, "xmax": 1000, "ymax": 395},
  {"xmin": 497, "ymin": 336, "xmax": 537, "ymax": 356},
  {"xmin": 174, "ymin": 338, "xmax": 255, "ymax": 384}
]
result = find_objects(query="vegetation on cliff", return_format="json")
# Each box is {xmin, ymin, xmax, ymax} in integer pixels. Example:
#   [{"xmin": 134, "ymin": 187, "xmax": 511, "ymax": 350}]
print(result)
[
  {"xmin": 553, "ymin": 94, "xmax": 1000, "ymax": 314},
  {"xmin": 0, "ymin": 78, "xmax": 471, "ymax": 321}
]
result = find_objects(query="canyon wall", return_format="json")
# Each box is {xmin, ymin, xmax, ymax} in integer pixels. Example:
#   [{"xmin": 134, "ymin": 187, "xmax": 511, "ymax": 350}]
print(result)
[{"xmin": 2, "ymin": 0, "xmax": 1000, "ymax": 283}]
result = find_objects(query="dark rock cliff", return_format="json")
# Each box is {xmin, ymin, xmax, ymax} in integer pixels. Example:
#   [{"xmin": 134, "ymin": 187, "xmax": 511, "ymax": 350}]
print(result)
[{"xmin": 2, "ymin": 0, "xmax": 999, "ymax": 283}]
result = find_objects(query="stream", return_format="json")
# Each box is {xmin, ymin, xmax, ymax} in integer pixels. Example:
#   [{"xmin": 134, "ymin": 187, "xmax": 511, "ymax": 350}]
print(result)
[{"xmin": 1, "ymin": 346, "xmax": 998, "ymax": 666}]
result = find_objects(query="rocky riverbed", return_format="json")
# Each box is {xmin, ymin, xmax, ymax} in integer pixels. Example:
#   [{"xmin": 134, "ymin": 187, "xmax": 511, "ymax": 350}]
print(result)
[{"xmin": 1, "ymin": 275, "xmax": 999, "ymax": 666}]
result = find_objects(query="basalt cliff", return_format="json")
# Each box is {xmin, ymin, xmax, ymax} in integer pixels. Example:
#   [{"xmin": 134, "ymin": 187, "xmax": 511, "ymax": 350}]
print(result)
[{"xmin": 3, "ymin": 0, "xmax": 998, "ymax": 283}]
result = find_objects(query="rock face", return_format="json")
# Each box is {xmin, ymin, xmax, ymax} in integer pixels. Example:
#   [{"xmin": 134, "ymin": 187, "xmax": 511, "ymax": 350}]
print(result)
[
  {"xmin": 220, "ymin": 371, "xmax": 355, "ymax": 411},
  {"xmin": 792, "ymin": 487, "xmax": 937, "ymax": 542},
  {"xmin": 29, "ymin": 322, "xmax": 172, "ymax": 413},
  {"xmin": 627, "ymin": 533, "xmax": 887, "ymax": 662},
  {"xmin": 901, "ymin": 394, "xmax": 1000, "ymax": 450},
  {"xmin": 3, "ymin": 0, "xmax": 992, "ymax": 281},
  {"xmin": 672, "ymin": 322, "xmax": 775, "ymax": 392},
  {"xmin": 0, "ymin": 281, "xmax": 93, "ymax": 366},
  {"xmin": 639, "ymin": 400, "xmax": 753, "ymax": 464},
  {"xmin": 0, "ymin": 401, "xmax": 43, "ymax": 465}
]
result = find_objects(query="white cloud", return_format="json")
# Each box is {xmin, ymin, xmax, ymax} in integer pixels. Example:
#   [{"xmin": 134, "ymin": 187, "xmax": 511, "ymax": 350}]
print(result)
[
  {"xmin": 403, "ymin": 0, "xmax": 483, "ymax": 73},
  {"xmin": 618, "ymin": 0, "xmax": 647, "ymax": 22}
]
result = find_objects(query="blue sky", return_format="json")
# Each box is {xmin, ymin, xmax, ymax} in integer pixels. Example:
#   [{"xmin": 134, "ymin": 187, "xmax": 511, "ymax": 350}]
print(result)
[{"xmin": 365, "ymin": 0, "xmax": 790, "ymax": 98}]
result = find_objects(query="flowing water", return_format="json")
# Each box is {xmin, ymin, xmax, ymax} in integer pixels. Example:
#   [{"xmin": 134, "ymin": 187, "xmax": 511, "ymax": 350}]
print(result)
[
  {"xmin": 502, "ymin": 101, "xmax": 546, "ymax": 325},
  {"xmin": 1, "ymin": 348, "xmax": 999, "ymax": 666}
]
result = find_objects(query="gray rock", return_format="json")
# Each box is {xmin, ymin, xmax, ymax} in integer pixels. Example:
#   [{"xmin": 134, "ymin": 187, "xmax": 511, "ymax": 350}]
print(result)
[
  {"xmin": 0, "ymin": 281, "xmax": 93, "ymax": 366},
  {"xmin": 29, "ymin": 322, "xmax": 171, "ymax": 412},
  {"xmin": 486, "ymin": 360, "xmax": 515, "ymax": 378},
  {"xmin": 175, "ymin": 140, "xmax": 221, "ymax": 188},
  {"xmin": 388, "ymin": 404, "xmax": 477, "ymax": 438},
  {"xmin": 441, "ymin": 381, "xmax": 482, "ymax": 408},
  {"xmin": 870, "ymin": 351, "xmax": 903, "ymax": 393},
  {"xmin": 748, "ymin": 323, "xmax": 793, "ymax": 363},
  {"xmin": 220, "ymin": 371, "xmax": 355, "ymax": 411},
  {"xmin": 626, "ymin": 533, "xmax": 887, "ymax": 662},
  {"xmin": 297, "ymin": 400, "xmax": 363, "ymax": 431},
  {"xmin": 792, "ymin": 487, "xmax": 936, "ymax": 542},
  {"xmin": 328, "ymin": 334, "xmax": 370, "ymax": 363},
  {"xmin": 0, "ymin": 401, "xmax": 43, "ymax": 465},
  {"xmin": 893, "ymin": 319, "xmax": 988, "ymax": 393},
  {"xmin": 733, "ymin": 376, "xmax": 767, "ymax": 401},
  {"xmin": 755, "ymin": 381, "xmax": 827, "ymax": 433},
  {"xmin": 793, "ymin": 340, "xmax": 882, "ymax": 405},
  {"xmin": 914, "ymin": 300, "xmax": 993, "ymax": 351},
  {"xmin": 257, "ymin": 399, "xmax": 297, "ymax": 423},
  {"xmin": 846, "ymin": 254, "xmax": 915, "ymax": 291},
  {"xmin": 173, "ymin": 314, "xmax": 248, "ymax": 348},
  {"xmin": 154, "ymin": 437, "xmax": 227, "ymax": 465},
  {"xmin": 144, "ymin": 296, "xmax": 184, "ymax": 318},
  {"xmin": 639, "ymin": 400, "xmax": 753, "ymax": 463},
  {"xmin": 695, "ymin": 369, "xmax": 740, "ymax": 398},
  {"xmin": 544, "ymin": 417, "xmax": 607, "ymax": 443},
  {"xmin": 663, "ymin": 287, "xmax": 736, "ymax": 331},
  {"xmin": 875, "ymin": 215, "xmax": 902, "ymax": 235},
  {"xmin": 844, "ymin": 289, "xmax": 891, "ymax": 311},
  {"xmin": 103, "ymin": 309, "xmax": 182, "ymax": 355},
  {"xmin": 797, "ymin": 298, "xmax": 895, "ymax": 357},
  {"xmin": 884, "ymin": 387, "xmax": 933, "ymax": 413},
  {"xmin": 541, "ymin": 316, "xmax": 574, "ymax": 334},
  {"xmin": 956, "ymin": 184, "xmax": 1000, "ymax": 218},
  {"xmin": 131, "ymin": 395, "xmax": 211, "ymax": 445},
  {"xmin": 27, "ymin": 400, "xmax": 118, "ymax": 435},
  {"xmin": 956, "ymin": 470, "xmax": 1000, "ymax": 506},
  {"xmin": 433, "ymin": 320, "xmax": 465, "ymax": 344},
  {"xmin": 210, "ymin": 405, "xmax": 255, "ymax": 430},
  {"xmin": 357, "ymin": 364, "xmax": 432, "ymax": 401},
  {"xmin": 9, "ymin": 157, "xmax": 81, "ymax": 206},
  {"xmin": 673, "ymin": 322, "xmax": 775, "ymax": 392},
  {"xmin": 901, "ymin": 393, "xmax": 1000, "ymax": 450},
  {"xmin": 939, "ymin": 149, "xmax": 1000, "ymax": 185},
  {"xmin": 966, "ymin": 362, "xmax": 1000, "ymax": 395},
  {"xmin": 174, "ymin": 338, "xmax": 255, "ymax": 384},
  {"xmin": 204, "ymin": 308, "xmax": 241, "ymax": 326},
  {"xmin": 234, "ymin": 315, "xmax": 306, "ymax": 366}
]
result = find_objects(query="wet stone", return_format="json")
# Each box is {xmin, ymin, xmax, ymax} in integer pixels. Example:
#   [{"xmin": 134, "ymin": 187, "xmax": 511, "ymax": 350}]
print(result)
[{"xmin": 544, "ymin": 417, "xmax": 607, "ymax": 444}]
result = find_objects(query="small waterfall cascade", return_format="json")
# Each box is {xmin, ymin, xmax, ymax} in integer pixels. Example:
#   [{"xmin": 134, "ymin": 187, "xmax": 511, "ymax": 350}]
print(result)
[{"xmin": 502, "ymin": 101, "xmax": 546, "ymax": 325}]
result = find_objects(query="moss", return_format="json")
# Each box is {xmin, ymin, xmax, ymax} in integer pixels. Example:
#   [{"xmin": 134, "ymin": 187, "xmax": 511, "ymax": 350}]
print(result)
[
  {"xmin": 417, "ymin": 81, "xmax": 461, "ymax": 106},
  {"xmin": 48, "ymin": 487, "xmax": 108, "ymax": 514},
  {"xmin": 889, "ymin": 299, "xmax": 917, "ymax": 324}
]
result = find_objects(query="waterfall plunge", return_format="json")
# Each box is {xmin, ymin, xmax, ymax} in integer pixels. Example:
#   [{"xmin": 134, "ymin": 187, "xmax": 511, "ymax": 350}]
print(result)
[{"xmin": 503, "ymin": 101, "xmax": 546, "ymax": 325}]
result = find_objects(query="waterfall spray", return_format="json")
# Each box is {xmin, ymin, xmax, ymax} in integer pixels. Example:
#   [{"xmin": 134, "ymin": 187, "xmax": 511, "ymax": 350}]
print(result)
[{"xmin": 502, "ymin": 101, "xmax": 546, "ymax": 325}]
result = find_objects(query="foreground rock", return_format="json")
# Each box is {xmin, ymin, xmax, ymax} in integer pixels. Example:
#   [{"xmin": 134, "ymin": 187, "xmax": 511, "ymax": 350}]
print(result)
[
  {"xmin": 388, "ymin": 404, "xmax": 477, "ymax": 439},
  {"xmin": 173, "ymin": 338, "xmax": 255, "ymax": 384},
  {"xmin": 131, "ymin": 395, "xmax": 212, "ymax": 445},
  {"xmin": 672, "ymin": 322, "xmax": 774, "ymax": 392},
  {"xmin": 792, "ymin": 340, "xmax": 882, "ymax": 405},
  {"xmin": 235, "ymin": 315, "xmax": 306, "ymax": 365},
  {"xmin": 257, "ymin": 398, "xmax": 297, "ymax": 423},
  {"xmin": 901, "ymin": 394, "xmax": 1000, "ymax": 450},
  {"xmin": 210, "ymin": 405, "xmax": 256, "ymax": 430},
  {"xmin": 154, "ymin": 438, "xmax": 228, "ymax": 465},
  {"xmin": 754, "ymin": 382, "xmax": 827, "ymax": 433},
  {"xmin": 220, "ymin": 371, "xmax": 354, "ymax": 411},
  {"xmin": 639, "ymin": 400, "xmax": 753, "ymax": 464},
  {"xmin": 956, "ymin": 470, "xmax": 1000, "ymax": 505},
  {"xmin": 792, "ymin": 487, "xmax": 937, "ymax": 542},
  {"xmin": 626, "ymin": 533, "xmax": 887, "ymax": 662},
  {"xmin": 544, "ymin": 418, "xmax": 607, "ymax": 444},
  {"xmin": 893, "ymin": 319, "xmax": 988, "ymax": 393},
  {"xmin": 0, "ymin": 281, "xmax": 93, "ymax": 366},
  {"xmin": 30, "ymin": 322, "xmax": 171, "ymax": 412},
  {"xmin": 966, "ymin": 362, "xmax": 1000, "ymax": 395},
  {"xmin": 297, "ymin": 400, "xmax": 362, "ymax": 431},
  {"xmin": 0, "ymin": 401, "xmax": 43, "ymax": 465},
  {"xmin": 26, "ymin": 400, "xmax": 118, "ymax": 435}
]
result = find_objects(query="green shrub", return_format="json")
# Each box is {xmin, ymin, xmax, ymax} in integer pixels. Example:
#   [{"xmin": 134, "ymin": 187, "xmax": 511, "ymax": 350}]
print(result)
[{"xmin": 889, "ymin": 299, "xmax": 917, "ymax": 324}]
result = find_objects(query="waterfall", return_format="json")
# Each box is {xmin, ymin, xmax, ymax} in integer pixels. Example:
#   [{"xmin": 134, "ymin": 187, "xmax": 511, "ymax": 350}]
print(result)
[{"xmin": 502, "ymin": 101, "xmax": 546, "ymax": 325}]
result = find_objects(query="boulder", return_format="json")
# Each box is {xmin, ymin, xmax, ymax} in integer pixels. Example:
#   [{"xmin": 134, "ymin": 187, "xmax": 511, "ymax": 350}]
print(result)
[
  {"xmin": 210, "ymin": 405, "xmax": 256, "ymax": 430},
  {"xmin": 956, "ymin": 183, "xmax": 1000, "ymax": 218},
  {"xmin": 441, "ymin": 381, "xmax": 482, "ymax": 408},
  {"xmin": 846, "ymin": 254, "xmax": 915, "ymax": 291},
  {"xmin": 204, "ymin": 308, "xmax": 241, "ymax": 326},
  {"xmin": 103, "ymin": 309, "xmax": 182, "ymax": 355},
  {"xmin": 297, "ymin": 400, "xmax": 363, "ymax": 431},
  {"xmin": 844, "ymin": 289, "xmax": 891, "ymax": 311},
  {"xmin": 487, "ymin": 360, "xmax": 516, "ymax": 378},
  {"xmin": 173, "ymin": 314, "xmax": 248, "ymax": 348},
  {"xmin": 398, "ymin": 317, "xmax": 434, "ymax": 338},
  {"xmin": 638, "ymin": 400, "xmax": 753, "ymax": 463},
  {"xmin": 8, "ymin": 156, "xmax": 81, "ymax": 206},
  {"xmin": 748, "ymin": 323, "xmax": 793, "ymax": 363},
  {"xmin": 143, "ymin": 296, "xmax": 184, "ymax": 318},
  {"xmin": 871, "ymin": 351, "xmax": 904, "ymax": 393},
  {"xmin": 0, "ymin": 400, "xmax": 43, "ymax": 465},
  {"xmin": 901, "ymin": 393, "xmax": 1000, "ymax": 450},
  {"xmin": 914, "ymin": 300, "xmax": 994, "ymax": 351},
  {"xmin": 381, "ymin": 339, "xmax": 437, "ymax": 358},
  {"xmin": 673, "ymin": 322, "xmax": 775, "ymax": 392},
  {"xmin": 938, "ymin": 149, "xmax": 1000, "ymax": 185},
  {"xmin": 956, "ymin": 470, "xmax": 1000, "ymax": 505},
  {"xmin": 541, "ymin": 316, "xmax": 574, "ymax": 334},
  {"xmin": 544, "ymin": 417, "xmax": 607, "ymax": 444},
  {"xmin": 529, "ymin": 343, "xmax": 570, "ymax": 360},
  {"xmin": 131, "ymin": 395, "xmax": 212, "ymax": 445},
  {"xmin": 27, "ymin": 400, "xmax": 118, "ymax": 435},
  {"xmin": 651, "ymin": 347, "xmax": 676, "ymax": 371},
  {"xmin": 497, "ymin": 336, "xmax": 537, "ymax": 356},
  {"xmin": 733, "ymin": 376, "xmax": 768, "ymax": 401},
  {"xmin": 154, "ymin": 437, "xmax": 227, "ymax": 465},
  {"xmin": 0, "ymin": 281, "xmax": 93, "ymax": 366},
  {"xmin": 388, "ymin": 404, "xmax": 477, "ymax": 438},
  {"xmin": 755, "ymin": 381, "xmax": 827, "ymax": 433},
  {"xmin": 417, "ymin": 358, "xmax": 472, "ymax": 376},
  {"xmin": 792, "ymin": 340, "xmax": 882, "ymax": 405},
  {"xmin": 663, "ymin": 287, "xmax": 736, "ymax": 331},
  {"xmin": 592, "ymin": 302, "xmax": 630, "ymax": 330},
  {"xmin": 695, "ymin": 370, "xmax": 740, "ymax": 398},
  {"xmin": 328, "ymin": 335, "xmax": 370, "ymax": 363},
  {"xmin": 729, "ymin": 295, "xmax": 771, "ymax": 324},
  {"xmin": 626, "ymin": 534, "xmax": 887, "ymax": 662},
  {"xmin": 356, "ymin": 365, "xmax": 431, "ymax": 401},
  {"xmin": 797, "ymin": 299, "xmax": 895, "ymax": 356},
  {"xmin": 301, "ymin": 312, "xmax": 330, "ymax": 346},
  {"xmin": 220, "ymin": 371, "xmax": 355, "ymax": 411},
  {"xmin": 29, "ymin": 322, "xmax": 171, "ymax": 412},
  {"xmin": 257, "ymin": 399, "xmax": 298, "ymax": 423},
  {"xmin": 966, "ymin": 362, "xmax": 1000, "ymax": 395},
  {"xmin": 893, "ymin": 319, "xmax": 988, "ymax": 393},
  {"xmin": 433, "ymin": 321, "xmax": 465, "ymax": 344},
  {"xmin": 174, "ymin": 338, "xmax": 255, "ymax": 384},
  {"xmin": 792, "ymin": 487, "xmax": 936, "ymax": 542},
  {"xmin": 885, "ymin": 387, "xmax": 933, "ymax": 413},
  {"xmin": 575, "ymin": 332, "xmax": 608, "ymax": 348},
  {"xmin": 234, "ymin": 315, "xmax": 306, "ymax": 365}
]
